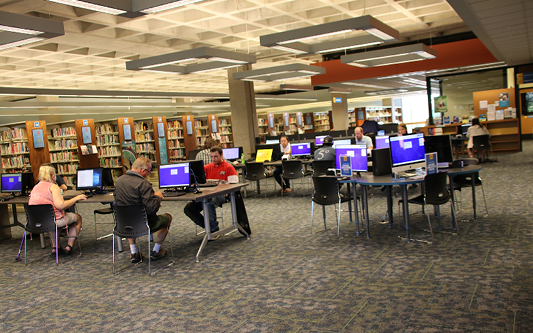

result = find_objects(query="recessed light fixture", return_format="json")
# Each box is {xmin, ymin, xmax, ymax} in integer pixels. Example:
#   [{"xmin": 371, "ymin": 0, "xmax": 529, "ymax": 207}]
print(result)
[
  {"xmin": 232, "ymin": 64, "xmax": 325, "ymax": 82},
  {"xmin": 341, "ymin": 44, "xmax": 437, "ymax": 68}
]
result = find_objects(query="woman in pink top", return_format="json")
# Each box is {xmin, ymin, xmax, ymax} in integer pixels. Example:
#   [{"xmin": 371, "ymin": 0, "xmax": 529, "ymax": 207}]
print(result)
[{"xmin": 29, "ymin": 165, "xmax": 87, "ymax": 256}]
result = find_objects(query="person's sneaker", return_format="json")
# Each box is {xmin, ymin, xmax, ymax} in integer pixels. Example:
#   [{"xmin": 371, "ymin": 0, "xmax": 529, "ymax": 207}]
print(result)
[
  {"xmin": 130, "ymin": 252, "xmax": 142, "ymax": 264},
  {"xmin": 150, "ymin": 248, "xmax": 168, "ymax": 261}
]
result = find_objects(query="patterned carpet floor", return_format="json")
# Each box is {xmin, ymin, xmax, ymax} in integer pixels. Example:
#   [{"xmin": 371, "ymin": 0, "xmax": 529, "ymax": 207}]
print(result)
[{"xmin": 0, "ymin": 141, "xmax": 532, "ymax": 332}]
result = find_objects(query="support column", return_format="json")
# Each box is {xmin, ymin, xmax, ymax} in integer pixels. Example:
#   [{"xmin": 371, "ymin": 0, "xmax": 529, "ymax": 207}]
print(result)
[
  {"xmin": 330, "ymin": 93, "xmax": 349, "ymax": 131},
  {"xmin": 228, "ymin": 65, "xmax": 258, "ymax": 158}
]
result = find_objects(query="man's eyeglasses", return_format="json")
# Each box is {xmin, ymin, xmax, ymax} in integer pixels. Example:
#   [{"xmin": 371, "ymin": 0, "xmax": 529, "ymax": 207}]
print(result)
[{"xmin": 143, "ymin": 168, "xmax": 151, "ymax": 175}]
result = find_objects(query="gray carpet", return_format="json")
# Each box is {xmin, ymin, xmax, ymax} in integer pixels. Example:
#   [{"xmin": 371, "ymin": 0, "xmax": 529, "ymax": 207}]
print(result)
[{"xmin": 0, "ymin": 141, "xmax": 532, "ymax": 332}]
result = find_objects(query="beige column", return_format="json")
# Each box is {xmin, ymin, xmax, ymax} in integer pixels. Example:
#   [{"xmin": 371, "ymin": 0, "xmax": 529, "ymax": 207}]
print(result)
[
  {"xmin": 227, "ymin": 65, "xmax": 258, "ymax": 158},
  {"xmin": 330, "ymin": 93, "xmax": 349, "ymax": 131}
]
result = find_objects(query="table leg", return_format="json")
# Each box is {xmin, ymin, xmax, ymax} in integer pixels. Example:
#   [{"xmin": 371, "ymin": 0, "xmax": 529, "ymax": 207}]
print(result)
[
  {"xmin": 386, "ymin": 186, "xmax": 393, "ymax": 228},
  {"xmin": 448, "ymin": 174, "xmax": 457, "ymax": 229},
  {"xmin": 346, "ymin": 183, "xmax": 353, "ymax": 223},
  {"xmin": 471, "ymin": 173, "xmax": 477, "ymax": 221},
  {"xmin": 196, "ymin": 199, "xmax": 212, "ymax": 263},
  {"xmin": 401, "ymin": 185, "xmax": 411, "ymax": 242},
  {"xmin": 230, "ymin": 192, "xmax": 249, "ymax": 238},
  {"xmin": 352, "ymin": 183, "xmax": 360, "ymax": 235},
  {"xmin": 362, "ymin": 185, "xmax": 370, "ymax": 238},
  {"xmin": 256, "ymin": 180, "xmax": 261, "ymax": 195},
  {"xmin": 241, "ymin": 169, "xmax": 247, "ymax": 198}
]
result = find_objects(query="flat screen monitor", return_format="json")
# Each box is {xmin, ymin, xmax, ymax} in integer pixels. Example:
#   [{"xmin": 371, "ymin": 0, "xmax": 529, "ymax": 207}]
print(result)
[
  {"xmin": 315, "ymin": 135, "xmax": 326, "ymax": 146},
  {"xmin": 76, "ymin": 168, "xmax": 103, "ymax": 191},
  {"xmin": 102, "ymin": 168, "xmax": 114, "ymax": 187},
  {"xmin": 1, "ymin": 173, "xmax": 22, "ymax": 194},
  {"xmin": 332, "ymin": 138, "xmax": 351, "ymax": 148},
  {"xmin": 424, "ymin": 134, "xmax": 454, "ymax": 163},
  {"xmin": 335, "ymin": 145, "xmax": 368, "ymax": 172},
  {"xmin": 265, "ymin": 139, "xmax": 279, "ymax": 144},
  {"xmin": 222, "ymin": 147, "xmax": 241, "ymax": 161},
  {"xmin": 184, "ymin": 159, "xmax": 206, "ymax": 184},
  {"xmin": 389, "ymin": 133, "xmax": 425, "ymax": 172},
  {"xmin": 159, "ymin": 162, "xmax": 191, "ymax": 189},
  {"xmin": 375, "ymin": 136, "xmax": 390, "ymax": 149},
  {"xmin": 290, "ymin": 142, "xmax": 311, "ymax": 157},
  {"xmin": 457, "ymin": 123, "xmax": 472, "ymax": 135},
  {"xmin": 188, "ymin": 149, "xmax": 202, "ymax": 160}
]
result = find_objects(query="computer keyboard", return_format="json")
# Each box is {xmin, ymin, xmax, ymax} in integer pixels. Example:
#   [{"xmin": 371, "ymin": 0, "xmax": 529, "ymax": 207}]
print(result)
[
  {"xmin": 199, "ymin": 183, "xmax": 218, "ymax": 188},
  {"xmin": 162, "ymin": 191, "xmax": 186, "ymax": 197}
]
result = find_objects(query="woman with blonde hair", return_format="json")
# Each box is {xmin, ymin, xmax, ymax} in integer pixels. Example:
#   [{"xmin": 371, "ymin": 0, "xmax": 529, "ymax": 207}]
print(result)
[{"xmin": 29, "ymin": 165, "xmax": 87, "ymax": 256}]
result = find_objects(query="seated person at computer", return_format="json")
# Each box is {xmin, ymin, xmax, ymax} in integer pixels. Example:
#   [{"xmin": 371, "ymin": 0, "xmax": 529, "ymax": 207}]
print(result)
[
  {"xmin": 361, "ymin": 119, "xmax": 381, "ymax": 135},
  {"xmin": 28, "ymin": 165, "xmax": 86, "ymax": 257},
  {"xmin": 467, "ymin": 117, "xmax": 490, "ymax": 158},
  {"xmin": 114, "ymin": 157, "xmax": 172, "ymax": 263},
  {"xmin": 398, "ymin": 123, "xmax": 408, "ymax": 135},
  {"xmin": 184, "ymin": 146, "xmax": 236, "ymax": 234},
  {"xmin": 354, "ymin": 127, "xmax": 373, "ymax": 149},
  {"xmin": 314, "ymin": 135, "xmax": 335, "ymax": 161},
  {"xmin": 272, "ymin": 135, "xmax": 292, "ymax": 193},
  {"xmin": 195, "ymin": 137, "xmax": 217, "ymax": 165}
]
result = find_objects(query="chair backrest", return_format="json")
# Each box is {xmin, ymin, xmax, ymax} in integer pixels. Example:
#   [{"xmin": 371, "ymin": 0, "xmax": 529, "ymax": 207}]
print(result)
[
  {"xmin": 312, "ymin": 176, "xmax": 340, "ymax": 205},
  {"xmin": 424, "ymin": 172, "xmax": 451, "ymax": 205},
  {"xmin": 313, "ymin": 160, "xmax": 335, "ymax": 177},
  {"xmin": 282, "ymin": 160, "xmax": 304, "ymax": 179},
  {"xmin": 457, "ymin": 158, "xmax": 479, "ymax": 166},
  {"xmin": 113, "ymin": 205, "xmax": 150, "ymax": 238},
  {"xmin": 473, "ymin": 134, "xmax": 491, "ymax": 149},
  {"xmin": 244, "ymin": 162, "xmax": 266, "ymax": 181},
  {"xmin": 452, "ymin": 173, "xmax": 482, "ymax": 186},
  {"xmin": 24, "ymin": 204, "xmax": 56, "ymax": 234}
]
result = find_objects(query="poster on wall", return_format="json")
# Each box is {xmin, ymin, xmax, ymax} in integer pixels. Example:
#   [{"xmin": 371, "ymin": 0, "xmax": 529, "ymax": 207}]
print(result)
[
  {"xmin": 121, "ymin": 141, "xmax": 137, "ymax": 170},
  {"xmin": 434, "ymin": 96, "xmax": 448, "ymax": 113},
  {"xmin": 158, "ymin": 137, "xmax": 168, "ymax": 164},
  {"xmin": 499, "ymin": 93, "xmax": 510, "ymax": 107}
]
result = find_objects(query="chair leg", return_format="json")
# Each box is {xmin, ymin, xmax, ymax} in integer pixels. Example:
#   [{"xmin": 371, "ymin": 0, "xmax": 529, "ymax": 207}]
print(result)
[
  {"xmin": 147, "ymin": 235, "xmax": 151, "ymax": 276},
  {"xmin": 310, "ymin": 201, "xmax": 314, "ymax": 233},
  {"xmin": 94, "ymin": 213, "xmax": 97, "ymax": 240},
  {"xmin": 425, "ymin": 211, "xmax": 434, "ymax": 242},
  {"xmin": 54, "ymin": 227, "xmax": 59, "ymax": 264},
  {"xmin": 480, "ymin": 184, "xmax": 489, "ymax": 217},
  {"xmin": 450, "ymin": 200, "xmax": 459, "ymax": 232},
  {"xmin": 322, "ymin": 205, "xmax": 327, "ymax": 230},
  {"xmin": 112, "ymin": 233, "xmax": 116, "ymax": 273},
  {"xmin": 337, "ymin": 200, "xmax": 341, "ymax": 238}
]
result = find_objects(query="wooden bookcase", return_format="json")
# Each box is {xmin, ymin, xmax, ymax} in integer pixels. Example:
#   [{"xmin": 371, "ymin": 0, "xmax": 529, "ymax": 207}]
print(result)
[
  {"xmin": 134, "ymin": 120, "xmax": 156, "ymax": 161},
  {"xmin": 152, "ymin": 116, "xmax": 170, "ymax": 165},
  {"xmin": 218, "ymin": 115, "xmax": 233, "ymax": 148},
  {"xmin": 75, "ymin": 119, "xmax": 99, "ymax": 170},
  {"xmin": 95, "ymin": 121, "xmax": 122, "ymax": 182},
  {"xmin": 26, "ymin": 121, "xmax": 50, "ymax": 183},
  {"xmin": 117, "ymin": 117, "xmax": 135, "ymax": 173},
  {"xmin": 0, "ymin": 125, "xmax": 29, "ymax": 173},
  {"xmin": 166, "ymin": 118, "xmax": 185, "ymax": 162}
]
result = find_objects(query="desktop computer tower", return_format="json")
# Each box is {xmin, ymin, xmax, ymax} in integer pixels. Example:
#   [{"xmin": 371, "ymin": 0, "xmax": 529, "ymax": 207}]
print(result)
[{"xmin": 372, "ymin": 148, "xmax": 392, "ymax": 176}]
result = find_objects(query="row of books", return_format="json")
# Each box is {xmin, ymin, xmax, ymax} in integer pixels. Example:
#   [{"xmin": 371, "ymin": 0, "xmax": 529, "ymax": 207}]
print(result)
[
  {"xmin": 136, "ymin": 143, "xmax": 155, "ymax": 153},
  {"xmin": 0, "ymin": 142, "xmax": 29, "ymax": 155},
  {"xmin": 56, "ymin": 163, "xmax": 79, "ymax": 175},
  {"xmin": 135, "ymin": 132, "xmax": 154, "ymax": 142},
  {"xmin": 169, "ymin": 150, "xmax": 185, "ymax": 159},
  {"xmin": 1, "ymin": 128, "xmax": 27, "ymax": 141},
  {"xmin": 49, "ymin": 139, "xmax": 77, "ymax": 150},
  {"xmin": 50, "ymin": 151, "xmax": 78, "ymax": 163},
  {"xmin": 167, "ymin": 120, "xmax": 183, "ymax": 130},
  {"xmin": 51, "ymin": 127, "xmax": 76, "ymax": 138},
  {"xmin": 1, "ymin": 156, "xmax": 29, "ymax": 168},
  {"xmin": 96, "ymin": 134, "xmax": 119, "ymax": 146},
  {"xmin": 96, "ymin": 124, "xmax": 117, "ymax": 135},
  {"xmin": 134, "ymin": 122, "xmax": 153, "ymax": 132},
  {"xmin": 168, "ymin": 130, "xmax": 183, "ymax": 138},
  {"xmin": 100, "ymin": 157, "xmax": 122, "ymax": 168},
  {"xmin": 98, "ymin": 146, "xmax": 121, "ymax": 157},
  {"xmin": 168, "ymin": 140, "xmax": 183, "ymax": 149},
  {"xmin": 220, "ymin": 128, "xmax": 231, "ymax": 135}
]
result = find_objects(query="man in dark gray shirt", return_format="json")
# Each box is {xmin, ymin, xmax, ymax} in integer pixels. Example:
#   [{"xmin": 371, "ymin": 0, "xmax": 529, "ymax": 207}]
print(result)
[{"xmin": 314, "ymin": 136, "xmax": 335, "ymax": 161}]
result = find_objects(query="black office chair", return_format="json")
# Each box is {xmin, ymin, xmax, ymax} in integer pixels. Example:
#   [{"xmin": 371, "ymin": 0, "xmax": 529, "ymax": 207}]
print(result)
[
  {"xmin": 312, "ymin": 160, "xmax": 335, "ymax": 176},
  {"xmin": 473, "ymin": 134, "xmax": 492, "ymax": 162},
  {"xmin": 113, "ymin": 205, "xmax": 175, "ymax": 276},
  {"xmin": 311, "ymin": 176, "xmax": 353, "ymax": 238},
  {"xmin": 399, "ymin": 172, "xmax": 457, "ymax": 242},
  {"xmin": 94, "ymin": 203, "xmax": 115, "ymax": 241},
  {"xmin": 244, "ymin": 162, "xmax": 272, "ymax": 197},
  {"xmin": 24, "ymin": 204, "xmax": 81, "ymax": 264},
  {"xmin": 452, "ymin": 158, "xmax": 489, "ymax": 218},
  {"xmin": 281, "ymin": 160, "xmax": 311, "ymax": 197}
]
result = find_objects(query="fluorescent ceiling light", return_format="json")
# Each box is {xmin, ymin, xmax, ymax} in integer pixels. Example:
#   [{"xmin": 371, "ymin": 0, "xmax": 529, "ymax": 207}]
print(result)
[
  {"xmin": 329, "ymin": 88, "xmax": 351, "ymax": 94},
  {"xmin": 126, "ymin": 47, "xmax": 256, "ymax": 75},
  {"xmin": 341, "ymin": 43, "xmax": 437, "ymax": 68},
  {"xmin": 342, "ymin": 82, "xmax": 390, "ymax": 89},
  {"xmin": 46, "ymin": 0, "xmax": 206, "ymax": 16},
  {"xmin": 232, "ymin": 64, "xmax": 325, "ymax": 82},
  {"xmin": 279, "ymin": 84, "xmax": 314, "ymax": 91},
  {"xmin": 0, "ymin": 11, "xmax": 64, "ymax": 50},
  {"xmin": 260, "ymin": 15, "xmax": 399, "ymax": 55}
]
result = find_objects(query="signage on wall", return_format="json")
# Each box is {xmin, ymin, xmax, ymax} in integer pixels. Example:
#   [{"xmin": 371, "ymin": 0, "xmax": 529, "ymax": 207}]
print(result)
[
  {"xmin": 333, "ymin": 97, "xmax": 343, "ymax": 104},
  {"xmin": 158, "ymin": 117, "xmax": 162, "ymax": 122},
  {"xmin": 124, "ymin": 118, "xmax": 129, "ymax": 123},
  {"xmin": 83, "ymin": 120, "xmax": 88, "ymax": 126},
  {"xmin": 34, "ymin": 122, "xmax": 39, "ymax": 128}
]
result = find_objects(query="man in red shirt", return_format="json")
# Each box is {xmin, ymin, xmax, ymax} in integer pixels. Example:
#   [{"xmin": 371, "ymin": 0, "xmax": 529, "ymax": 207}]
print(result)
[{"xmin": 184, "ymin": 146, "xmax": 237, "ymax": 234}]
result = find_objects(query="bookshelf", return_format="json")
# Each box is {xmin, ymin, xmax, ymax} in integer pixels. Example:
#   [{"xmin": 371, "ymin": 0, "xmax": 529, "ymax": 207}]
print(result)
[
  {"xmin": 257, "ymin": 116, "xmax": 268, "ymax": 136},
  {"xmin": 134, "ymin": 120, "xmax": 156, "ymax": 161},
  {"xmin": 218, "ymin": 116, "xmax": 233, "ymax": 148},
  {"xmin": 314, "ymin": 112, "xmax": 331, "ymax": 132},
  {"xmin": 166, "ymin": 118, "xmax": 185, "ymax": 161},
  {"xmin": 0, "ymin": 126, "xmax": 30, "ymax": 173},
  {"xmin": 26, "ymin": 121, "xmax": 51, "ymax": 183},
  {"xmin": 95, "ymin": 122, "xmax": 123, "ymax": 181},
  {"xmin": 153, "ymin": 116, "xmax": 170, "ymax": 165},
  {"xmin": 352, "ymin": 107, "xmax": 402, "ymax": 127},
  {"xmin": 48, "ymin": 125, "xmax": 78, "ymax": 187},
  {"xmin": 194, "ymin": 118, "xmax": 209, "ymax": 148}
]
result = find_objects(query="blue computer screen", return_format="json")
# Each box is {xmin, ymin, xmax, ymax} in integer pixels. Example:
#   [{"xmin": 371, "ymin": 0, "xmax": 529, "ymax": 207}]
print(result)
[
  {"xmin": 265, "ymin": 139, "xmax": 279, "ymax": 144},
  {"xmin": 389, "ymin": 133, "xmax": 425, "ymax": 167},
  {"xmin": 1, "ymin": 173, "xmax": 22, "ymax": 193},
  {"xmin": 159, "ymin": 162, "xmax": 190, "ymax": 189},
  {"xmin": 332, "ymin": 138, "xmax": 351, "ymax": 148},
  {"xmin": 222, "ymin": 147, "xmax": 240, "ymax": 160},
  {"xmin": 375, "ymin": 136, "xmax": 389, "ymax": 149},
  {"xmin": 335, "ymin": 145, "xmax": 368, "ymax": 172},
  {"xmin": 315, "ymin": 136, "xmax": 326, "ymax": 146},
  {"xmin": 290, "ymin": 142, "xmax": 311, "ymax": 156},
  {"xmin": 76, "ymin": 168, "xmax": 103, "ymax": 191}
]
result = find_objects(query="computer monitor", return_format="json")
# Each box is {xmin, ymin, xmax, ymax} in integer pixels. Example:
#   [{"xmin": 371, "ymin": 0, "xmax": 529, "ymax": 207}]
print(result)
[
  {"xmin": 332, "ymin": 138, "xmax": 352, "ymax": 148},
  {"xmin": 389, "ymin": 133, "xmax": 426, "ymax": 173},
  {"xmin": 315, "ymin": 135, "xmax": 326, "ymax": 146},
  {"xmin": 265, "ymin": 139, "xmax": 279, "ymax": 144},
  {"xmin": 1, "ymin": 173, "xmax": 22, "ymax": 194},
  {"xmin": 335, "ymin": 145, "xmax": 368, "ymax": 172},
  {"xmin": 76, "ymin": 168, "xmax": 103, "ymax": 192},
  {"xmin": 290, "ymin": 142, "xmax": 311, "ymax": 157},
  {"xmin": 457, "ymin": 123, "xmax": 472, "ymax": 135},
  {"xmin": 102, "ymin": 168, "xmax": 114, "ymax": 187},
  {"xmin": 256, "ymin": 149, "xmax": 273, "ymax": 162},
  {"xmin": 184, "ymin": 159, "xmax": 206, "ymax": 184},
  {"xmin": 222, "ymin": 147, "xmax": 242, "ymax": 161},
  {"xmin": 375, "ymin": 136, "xmax": 390, "ymax": 149},
  {"xmin": 159, "ymin": 162, "xmax": 191, "ymax": 189},
  {"xmin": 424, "ymin": 134, "xmax": 454, "ymax": 163},
  {"xmin": 188, "ymin": 149, "xmax": 202, "ymax": 160}
]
